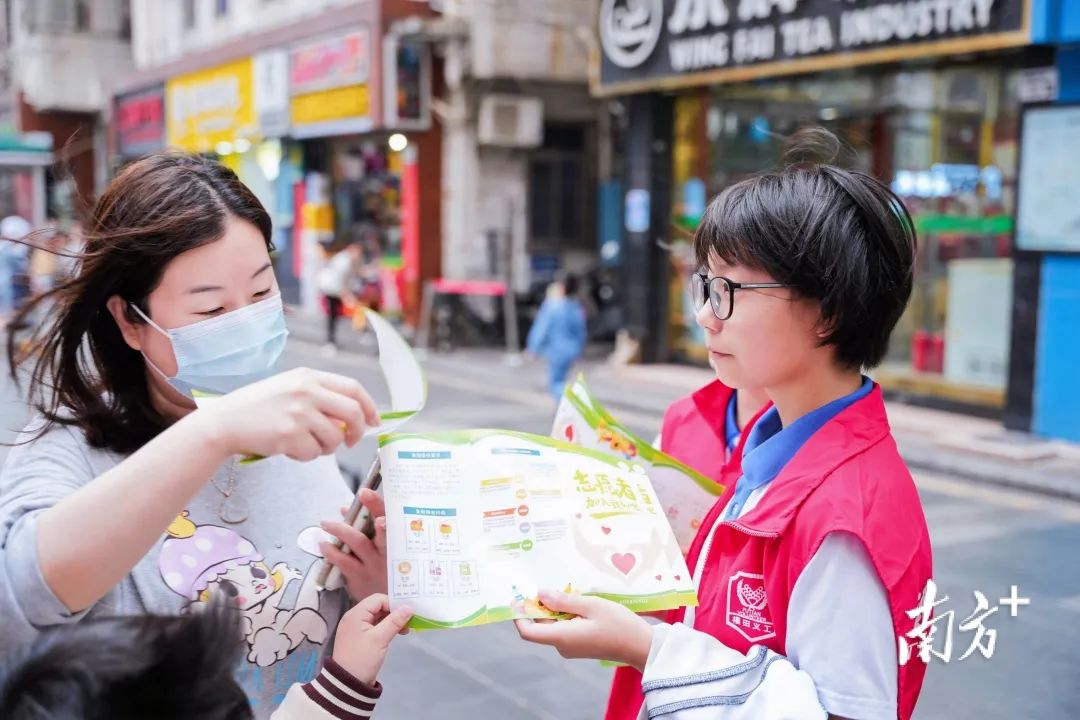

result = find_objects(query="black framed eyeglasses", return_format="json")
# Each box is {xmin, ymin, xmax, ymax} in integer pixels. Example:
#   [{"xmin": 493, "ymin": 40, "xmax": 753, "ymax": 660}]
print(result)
[{"xmin": 690, "ymin": 273, "xmax": 793, "ymax": 321}]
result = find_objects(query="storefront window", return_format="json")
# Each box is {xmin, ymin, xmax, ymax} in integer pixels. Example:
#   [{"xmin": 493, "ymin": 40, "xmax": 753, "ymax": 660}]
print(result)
[
  {"xmin": 0, "ymin": 167, "xmax": 36, "ymax": 221},
  {"xmin": 331, "ymin": 138, "xmax": 402, "ymax": 263},
  {"xmin": 667, "ymin": 63, "xmax": 1022, "ymax": 408}
]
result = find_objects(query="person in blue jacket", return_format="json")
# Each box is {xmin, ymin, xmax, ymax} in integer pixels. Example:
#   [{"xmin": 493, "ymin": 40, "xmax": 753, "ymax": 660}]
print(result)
[{"xmin": 526, "ymin": 273, "xmax": 587, "ymax": 400}]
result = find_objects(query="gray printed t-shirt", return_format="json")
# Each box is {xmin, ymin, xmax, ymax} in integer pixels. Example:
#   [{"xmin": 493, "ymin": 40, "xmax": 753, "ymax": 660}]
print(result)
[{"xmin": 0, "ymin": 419, "xmax": 353, "ymax": 718}]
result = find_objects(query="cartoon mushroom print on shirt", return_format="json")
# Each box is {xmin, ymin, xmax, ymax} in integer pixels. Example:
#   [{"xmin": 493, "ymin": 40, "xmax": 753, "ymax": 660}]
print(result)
[{"xmin": 159, "ymin": 511, "xmax": 330, "ymax": 667}]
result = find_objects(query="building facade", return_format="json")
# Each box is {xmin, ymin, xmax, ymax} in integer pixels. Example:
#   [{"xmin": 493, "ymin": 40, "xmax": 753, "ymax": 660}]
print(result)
[
  {"xmin": 0, "ymin": 0, "xmax": 134, "ymax": 222},
  {"xmin": 396, "ymin": 0, "xmax": 608, "ymax": 303},
  {"xmin": 595, "ymin": 0, "xmax": 1080, "ymax": 441},
  {"xmin": 116, "ymin": 0, "xmax": 442, "ymax": 322}
]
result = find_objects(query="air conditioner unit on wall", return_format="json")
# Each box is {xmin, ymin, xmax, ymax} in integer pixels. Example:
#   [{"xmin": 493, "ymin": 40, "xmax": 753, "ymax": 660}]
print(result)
[{"xmin": 477, "ymin": 94, "xmax": 543, "ymax": 148}]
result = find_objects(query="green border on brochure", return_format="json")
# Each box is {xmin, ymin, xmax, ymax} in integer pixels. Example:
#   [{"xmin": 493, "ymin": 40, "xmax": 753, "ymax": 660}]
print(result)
[
  {"xmin": 563, "ymin": 375, "xmax": 723, "ymax": 497},
  {"xmin": 380, "ymin": 428, "xmax": 652, "ymax": 475},
  {"xmin": 381, "ymin": 410, "xmax": 417, "ymax": 421},
  {"xmin": 406, "ymin": 590, "xmax": 698, "ymax": 631}
]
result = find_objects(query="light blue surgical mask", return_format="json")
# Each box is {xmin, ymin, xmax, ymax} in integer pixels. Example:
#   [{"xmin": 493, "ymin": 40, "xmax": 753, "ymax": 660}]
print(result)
[{"xmin": 131, "ymin": 293, "xmax": 289, "ymax": 397}]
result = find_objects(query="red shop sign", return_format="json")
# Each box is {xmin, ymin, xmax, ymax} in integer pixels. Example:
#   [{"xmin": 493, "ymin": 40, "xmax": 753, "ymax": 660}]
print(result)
[
  {"xmin": 290, "ymin": 28, "xmax": 370, "ymax": 95},
  {"xmin": 116, "ymin": 87, "xmax": 165, "ymax": 156}
]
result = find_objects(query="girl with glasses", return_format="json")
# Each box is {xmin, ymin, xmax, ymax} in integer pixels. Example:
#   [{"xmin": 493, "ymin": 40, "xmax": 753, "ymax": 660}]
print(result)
[{"xmin": 519, "ymin": 129, "xmax": 932, "ymax": 720}]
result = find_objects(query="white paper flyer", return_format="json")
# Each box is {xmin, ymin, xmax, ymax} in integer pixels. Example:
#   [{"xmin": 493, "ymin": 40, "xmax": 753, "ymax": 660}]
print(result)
[{"xmin": 381, "ymin": 429, "xmax": 697, "ymax": 630}]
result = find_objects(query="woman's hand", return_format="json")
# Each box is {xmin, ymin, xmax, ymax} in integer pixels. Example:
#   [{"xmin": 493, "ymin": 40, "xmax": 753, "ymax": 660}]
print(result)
[
  {"xmin": 197, "ymin": 368, "xmax": 380, "ymax": 461},
  {"xmin": 332, "ymin": 593, "xmax": 412, "ymax": 685},
  {"xmin": 320, "ymin": 488, "xmax": 389, "ymax": 598},
  {"xmin": 514, "ymin": 590, "xmax": 654, "ymax": 670}
]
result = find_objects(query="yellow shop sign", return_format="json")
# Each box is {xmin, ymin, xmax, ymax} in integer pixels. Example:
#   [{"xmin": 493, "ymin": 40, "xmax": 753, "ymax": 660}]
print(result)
[
  {"xmin": 291, "ymin": 84, "xmax": 370, "ymax": 127},
  {"xmin": 167, "ymin": 58, "xmax": 257, "ymax": 152}
]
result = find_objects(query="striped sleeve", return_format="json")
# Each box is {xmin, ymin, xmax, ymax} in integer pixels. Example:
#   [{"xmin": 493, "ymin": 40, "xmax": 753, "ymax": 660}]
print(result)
[
  {"xmin": 641, "ymin": 623, "xmax": 826, "ymax": 720},
  {"xmin": 271, "ymin": 658, "xmax": 382, "ymax": 720}
]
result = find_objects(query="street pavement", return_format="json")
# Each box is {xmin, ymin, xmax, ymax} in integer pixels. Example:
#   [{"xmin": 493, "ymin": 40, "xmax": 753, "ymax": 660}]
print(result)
[{"xmin": 1, "ymin": 333, "xmax": 1078, "ymax": 719}]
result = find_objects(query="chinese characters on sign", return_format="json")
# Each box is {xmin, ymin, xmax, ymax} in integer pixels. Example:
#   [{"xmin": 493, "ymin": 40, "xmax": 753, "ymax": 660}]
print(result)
[
  {"xmin": 574, "ymin": 469, "xmax": 657, "ymax": 516},
  {"xmin": 597, "ymin": 0, "xmax": 1027, "ymax": 94},
  {"xmin": 900, "ymin": 581, "xmax": 1030, "ymax": 664}
]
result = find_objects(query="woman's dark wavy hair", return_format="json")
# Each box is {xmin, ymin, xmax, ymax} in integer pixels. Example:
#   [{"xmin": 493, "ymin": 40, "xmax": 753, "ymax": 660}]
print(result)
[
  {"xmin": 693, "ymin": 127, "xmax": 918, "ymax": 371},
  {"xmin": 0, "ymin": 605, "xmax": 252, "ymax": 720},
  {"xmin": 7, "ymin": 153, "xmax": 273, "ymax": 454}
]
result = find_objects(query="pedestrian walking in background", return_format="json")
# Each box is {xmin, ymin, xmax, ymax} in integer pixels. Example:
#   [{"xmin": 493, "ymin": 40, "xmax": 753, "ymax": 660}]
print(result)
[
  {"xmin": 53, "ymin": 220, "xmax": 84, "ymax": 282},
  {"xmin": 0, "ymin": 216, "xmax": 31, "ymax": 325},
  {"xmin": 348, "ymin": 225, "xmax": 383, "ymax": 336},
  {"xmin": 28, "ymin": 225, "xmax": 65, "ymax": 298},
  {"xmin": 526, "ymin": 273, "xmax": 587, "ymax": 401},
  {"xmin": 317, "ymin": 242, "xmax": 363, "ymax": 357}
]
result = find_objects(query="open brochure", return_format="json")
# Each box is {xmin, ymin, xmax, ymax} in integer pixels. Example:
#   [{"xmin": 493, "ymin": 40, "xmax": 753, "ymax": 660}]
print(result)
[
  {"xmin": 381, "ymin": 429, "xmax": 697, "ymax": 630},
  {"xmin": 552, "ymin": 375, "xmax": 724, "ymax": 553}
]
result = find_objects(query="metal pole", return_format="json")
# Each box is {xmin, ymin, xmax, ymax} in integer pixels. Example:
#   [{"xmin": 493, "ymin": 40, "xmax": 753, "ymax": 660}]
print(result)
[
  {"xmin": 415, "ymin": 279, "xmax": 436, "ymax": 357},
  {"xmin": 502, "ymin": 197, "xmax": 522, "ymax": 364}
]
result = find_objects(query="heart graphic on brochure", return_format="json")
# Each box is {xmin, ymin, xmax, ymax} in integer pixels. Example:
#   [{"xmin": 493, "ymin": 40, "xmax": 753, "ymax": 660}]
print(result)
[
  {"xmin": 611, "ymin": 553, "xmax": 637, "ymax": 575},
  {"xmin": 564, "ymin": 424, "xmax": 575, "ymax": 442}
]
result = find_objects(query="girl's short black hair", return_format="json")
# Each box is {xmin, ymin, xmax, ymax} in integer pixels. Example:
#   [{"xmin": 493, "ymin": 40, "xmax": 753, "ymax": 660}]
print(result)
[{"xmin": 694, "ymin": 128, "xmax": 917, "ymax": 371}]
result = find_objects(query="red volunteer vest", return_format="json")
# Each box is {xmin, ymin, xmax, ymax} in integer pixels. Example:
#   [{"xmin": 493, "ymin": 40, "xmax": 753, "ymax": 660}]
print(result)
[
  {"xmin": 659, "ymin": 380, "xmax": 738, "ymax": 482},
  {"xmin": 607, "ymin": 386, "xmax": 933, "ymax": 720},
  {"xmin": 606, "ymin": 382, "xmax": 764, "ymax": 719}
]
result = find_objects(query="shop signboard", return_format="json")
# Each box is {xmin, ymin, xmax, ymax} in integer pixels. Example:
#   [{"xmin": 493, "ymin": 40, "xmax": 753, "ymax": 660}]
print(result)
[
  {"xmin": 625, "ymin": 188, "xmax": 651, "ymax": 233},
  {"xmin": 289, "ymin": 27, "xmax": 374, "ymax": 138},
  {"xmin": 254, "ymin": 49, "xmax": 290, "ymax": 138},
  {"xmin": 383, "ymin": 36, "xmax": 431, "ymax": 130},
  {"xmin": 594, "ymin": 0, "xmax": 1030, "ymax": 95},
  {"xmin": 944, "ymin": 258, "xmax": 1013, "ymax": 389},
  {"xmin": 1015, "ymin": 103, "xmax": 1080, "ymax": 253},
  {"xmin": 166, "ymin": 58, "xmax": 256, "ymax": 152},
  {"xmin": 116, "ymin": 86, "xmax": 166, "ymax": 157},
  {"xmin": 1017, "ymin": 67, "xmax": 1058, "ymax": 103}
]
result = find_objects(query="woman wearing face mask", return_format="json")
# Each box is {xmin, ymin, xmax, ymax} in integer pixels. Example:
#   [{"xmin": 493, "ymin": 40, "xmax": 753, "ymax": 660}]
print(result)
[{"xmin": 0, "ymin": 155, "xmax": 389, "ymax": 718}]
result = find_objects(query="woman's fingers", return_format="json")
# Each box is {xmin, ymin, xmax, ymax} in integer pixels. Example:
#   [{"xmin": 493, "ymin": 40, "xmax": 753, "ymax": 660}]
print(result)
[
  {"xmin": 372, "ymin": 516, "xmax": 387, "ymax": 556},
  {"xmin": 308, "ymin": 386, "xmax": 366, "ymax": 446},
  {"xmin": 320, "ymin": 541, "xmax": 367, "ymax": 578},
  {"xmin": 287, "ymin": 430, "xmax": 324, "ymax": 463},
  {"xmin": 358, "ymin": 488, "xmax": 386, "ymax": 519},
  {"xmin": 315, "ymin": 372, "xmax": 380, "ymax": 427},
  {"xmin": 322, "ymin": 520, "xmax": 380, "ymax": 564},
  {"xmin": 306, "ymin": 409, "xmax": 346, "ymax": 456}
]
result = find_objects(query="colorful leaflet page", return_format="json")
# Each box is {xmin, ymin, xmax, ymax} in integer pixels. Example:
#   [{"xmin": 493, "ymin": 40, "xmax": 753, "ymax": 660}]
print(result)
[
  {"xmin": 552, "ymin": 375, "xmax": 724, "ymax": 553},
  {"xmin": 381, "ymin": 430, "xmax": 697, "ymax": 630}
]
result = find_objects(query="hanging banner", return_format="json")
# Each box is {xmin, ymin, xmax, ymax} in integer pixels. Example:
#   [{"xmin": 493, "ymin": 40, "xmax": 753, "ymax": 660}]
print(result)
[{"xmin": 594, "ymin": 0, "xmax": 1030, "ymax": 96}]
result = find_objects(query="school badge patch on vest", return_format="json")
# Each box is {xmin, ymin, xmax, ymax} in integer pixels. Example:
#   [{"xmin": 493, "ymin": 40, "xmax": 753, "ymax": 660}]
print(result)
[{"xmin": 726, "ymin": 571, "xmax": 776, "ymax": 643}]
